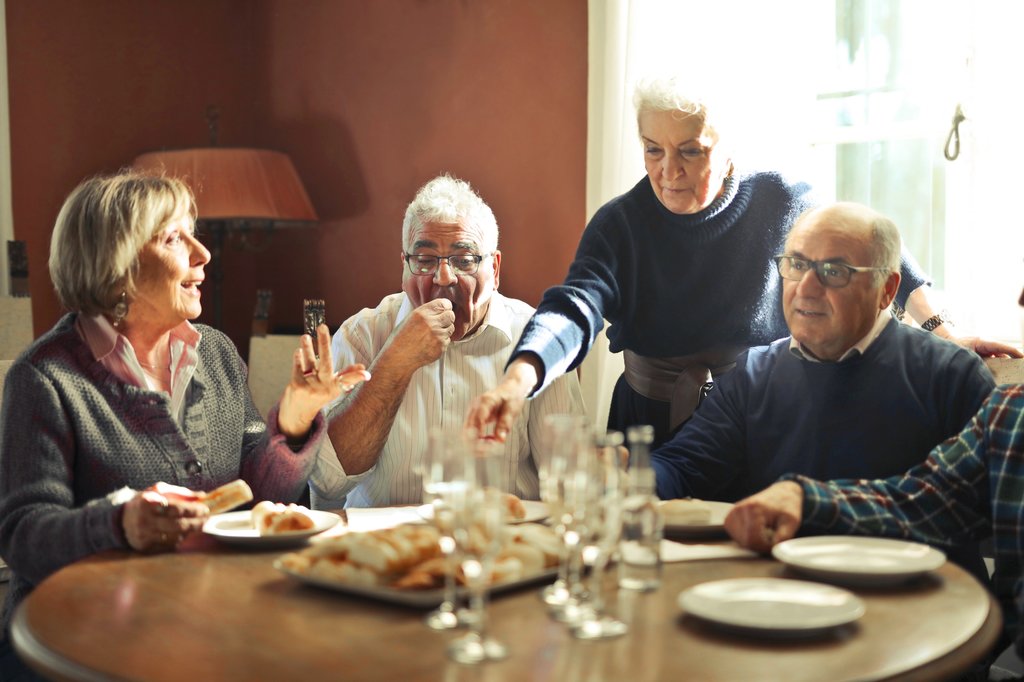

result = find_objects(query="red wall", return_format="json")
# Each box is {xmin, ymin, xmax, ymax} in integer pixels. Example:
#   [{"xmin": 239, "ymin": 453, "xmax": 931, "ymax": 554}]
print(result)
[{"xmin": 5, "ymin": 0, "xmax": 588, "ymax": 358}]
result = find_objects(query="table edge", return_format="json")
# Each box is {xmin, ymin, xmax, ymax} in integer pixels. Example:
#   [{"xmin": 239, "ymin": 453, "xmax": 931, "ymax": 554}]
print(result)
[{"xmin": 11, "ymin": 602, "xmax": 121, "ymax": 682}]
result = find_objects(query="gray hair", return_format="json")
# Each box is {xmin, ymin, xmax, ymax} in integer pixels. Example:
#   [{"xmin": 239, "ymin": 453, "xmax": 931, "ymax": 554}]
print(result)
[
  {"xmin": 49, "ymin": 171, "xmax": 195, "ymax": 315},
  {"xmin": 633, "ymin": 75, "xmax": 730, "ymax": 147},
  {"xmin": 401, "ymin": 174, "xmax": 498, "ymax": 253},
  {"xmin": 866, "ymin": 211, "xmax": 902, "ymax": 286}
]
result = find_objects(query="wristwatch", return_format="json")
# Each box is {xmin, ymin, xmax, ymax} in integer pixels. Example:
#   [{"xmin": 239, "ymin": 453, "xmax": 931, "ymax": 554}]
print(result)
[{"xmin": 921, "ymin": 311, "xmax": 952, "ymax": 332}]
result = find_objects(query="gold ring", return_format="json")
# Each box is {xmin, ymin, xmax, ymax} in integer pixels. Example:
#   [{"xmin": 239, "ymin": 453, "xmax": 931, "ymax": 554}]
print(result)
[{"xmin": 160, "ymin": 532, "xmax": 169, "ymax": 543}]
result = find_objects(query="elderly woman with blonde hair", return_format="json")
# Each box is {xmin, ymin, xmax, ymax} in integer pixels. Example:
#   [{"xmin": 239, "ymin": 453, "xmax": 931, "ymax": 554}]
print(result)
[
  {"xmin": 468, "ymin": 75, "xmax": 1018, "ymax": 448},
  {"xmin": 0, "ymin": 171, "xmax": 368, "ymax": 679}
]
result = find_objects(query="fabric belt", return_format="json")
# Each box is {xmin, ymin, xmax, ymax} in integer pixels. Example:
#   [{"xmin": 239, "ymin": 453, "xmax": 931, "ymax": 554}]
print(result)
[{"xmin": 622, "ymin": 347, "xmax": 745, "ymax": 432}]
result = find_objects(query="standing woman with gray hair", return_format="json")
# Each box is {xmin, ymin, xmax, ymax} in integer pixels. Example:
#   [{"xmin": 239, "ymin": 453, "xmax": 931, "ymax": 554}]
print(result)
[
  {"xmin": 468, "ymin": 76, "xmax": 1018, "ymax": 448},
  {"xmin": 0, "ymin": 171, "xmax": 369, "ymax": 680}
]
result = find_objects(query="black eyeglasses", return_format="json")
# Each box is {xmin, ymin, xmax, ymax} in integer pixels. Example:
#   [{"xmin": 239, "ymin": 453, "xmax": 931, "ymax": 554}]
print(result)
[
  {"xmin": 773, "ymin": 255, "xmax": 888, "ymax": 289},
  {"xmin": 404, "ymin": 253, "xmax": 490, "ymax": 276}
]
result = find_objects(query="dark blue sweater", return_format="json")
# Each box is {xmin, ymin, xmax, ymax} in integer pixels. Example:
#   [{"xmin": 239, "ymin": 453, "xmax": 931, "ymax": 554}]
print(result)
[
  {"xmin": 650, "ymin": 319, "xmax": 995, "ymax": 502},
  {"xmin": 513, "ymin": 172, "xmax": 929, "ymax": 393}
]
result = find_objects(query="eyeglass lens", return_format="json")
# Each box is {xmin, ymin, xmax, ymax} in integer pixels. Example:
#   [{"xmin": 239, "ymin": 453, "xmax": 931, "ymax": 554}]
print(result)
[
  {"xmin": 406, "ymin": 254, "xmax": 482, "ymax": 276},
  {"xmin": 777, "ymin": 257, "xmax": 851, "ymax": 287}
]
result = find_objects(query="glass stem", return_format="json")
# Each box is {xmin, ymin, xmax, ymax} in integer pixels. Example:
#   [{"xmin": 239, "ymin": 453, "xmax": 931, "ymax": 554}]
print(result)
[
  {"xmin": 469, "ymin": 579, "xmax": 488, "ymax": 641},
  {"xmin": 441, "ymin": 542, "xmax": 456, "ymax": 611},
  {"xmin": 555, "ymin": 525, "xmax": 570, "ymax": 588},
  {"xmin": 566, "ymin": 539, "xmax": 584, "ymax": 598},
  {"xmin": 589, "ymin": 554, "xmax": 608, "ymax": 615}
]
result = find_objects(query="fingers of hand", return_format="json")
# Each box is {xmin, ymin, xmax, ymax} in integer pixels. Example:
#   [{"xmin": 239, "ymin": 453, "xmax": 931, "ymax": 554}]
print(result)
[
  {"xmin": 464, "ymin": 395, "xmax": 497, "ymax": 431},
  {"xmin": 336, "ymin": 366, "xmax": 371, "ymax": 392},
  {"xmin": 316, "ymin": 324, "xmax": 333, "ymax": 365}
]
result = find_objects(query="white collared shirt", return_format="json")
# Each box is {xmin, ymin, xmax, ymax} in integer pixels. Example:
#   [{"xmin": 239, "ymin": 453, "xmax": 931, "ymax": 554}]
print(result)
[
  {"xmin": 789, "ymin": 310, "xmax": 893, "ymax": 363},
  {"xmin": 76, "ymin": 314, "xmax": 201, "ymax": 424},
  {"xmin": 309, "ymin": 291, "xmax": 586, "ymax": 507}
]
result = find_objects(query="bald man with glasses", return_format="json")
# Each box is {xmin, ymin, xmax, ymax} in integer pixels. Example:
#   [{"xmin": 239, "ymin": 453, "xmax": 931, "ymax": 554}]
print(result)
[
  {"xmin": 650, "ymin": 202, "xmax": 994, "ymax": 574},
  {"xmin": 309, "ymin": 174, "xmax": 584, "ymax": 509}
]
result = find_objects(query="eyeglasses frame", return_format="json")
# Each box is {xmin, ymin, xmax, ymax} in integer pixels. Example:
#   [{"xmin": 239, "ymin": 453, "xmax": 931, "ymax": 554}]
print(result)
[
  {"xmin": 773, "ymin": 255, "xmax": 890, "ymax": 289},
  {"xmin": 403, "ymin": 252, "xmax": 492, "ymax": 277}
]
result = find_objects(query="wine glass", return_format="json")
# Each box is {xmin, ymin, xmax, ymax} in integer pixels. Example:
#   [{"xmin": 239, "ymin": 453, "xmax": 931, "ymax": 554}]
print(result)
[
  {"xmin": 447, "ymin": 448, "xmax": 509, "ymax": 664},
  {"xmin": 421, "ymin": 428, "xmax": 471, "ymax": 631},
  {"xmin": 570, "ymin": 430, "xmax": 628, "ymax": 639},
  {"xmin": 539, "ymin": 414, "xmax": 589, "ymax": 611}
]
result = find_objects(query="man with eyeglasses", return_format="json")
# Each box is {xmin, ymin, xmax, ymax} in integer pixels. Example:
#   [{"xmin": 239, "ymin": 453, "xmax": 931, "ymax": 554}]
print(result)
[
  {"xmin": 649, "ymin": 202, "xmax": 994, "ymax": 575},
  {"xmin": 308, "ymin": 174, "xmax": 584, "ymax": 508},
  {"xmin": 724, "ymin": 284, "xmax": 1024, "ymax": 675}
]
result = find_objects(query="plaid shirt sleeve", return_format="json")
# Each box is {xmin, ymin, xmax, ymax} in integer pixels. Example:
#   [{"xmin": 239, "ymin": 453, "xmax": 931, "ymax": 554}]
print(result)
[{"xmin": 782, "ymin": 386, "xmax": 1024, "ymax": 646}]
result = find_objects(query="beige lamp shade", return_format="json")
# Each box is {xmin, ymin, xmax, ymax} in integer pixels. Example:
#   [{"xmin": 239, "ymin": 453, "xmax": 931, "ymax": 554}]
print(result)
[{"xmin": 132, "ymin": 148, "xmax": 318, "ymax": 223}]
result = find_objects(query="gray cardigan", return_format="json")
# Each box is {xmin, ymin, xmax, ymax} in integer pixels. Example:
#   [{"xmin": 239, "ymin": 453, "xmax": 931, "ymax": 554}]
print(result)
[{"xmin": 0, "ymin": 314, "xmax": 324, "ymax": 630}]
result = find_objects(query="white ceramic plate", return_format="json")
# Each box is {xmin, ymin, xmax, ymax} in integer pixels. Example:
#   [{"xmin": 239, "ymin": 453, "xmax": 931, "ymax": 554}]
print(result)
[
  {"xmin": 274, "ymin": 558, "xmax": 557, "ymax": 608},
  {"xmin": 659, "ymin": 500, "xmax": 734, "ymax": 537},
  {"xmin": 203, "ymin": 510, "xmax": 341, "ymax": 548},
  {"xmin": 416, "ymin": 499, "xmax": 549, "ymax": 525},
  {"xmin": 772, "ymin": 536, "xmax": 946, "ymax": 587},
  {"xmin": 678, "ymin": 578, "xmax": 865, "ymax": 638}
]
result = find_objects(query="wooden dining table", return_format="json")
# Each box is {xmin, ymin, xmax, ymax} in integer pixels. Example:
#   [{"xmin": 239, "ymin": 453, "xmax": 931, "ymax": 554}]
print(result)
[{"xmin": 11, "ymin": 509, "xmax": 1002, "ymax": 682}]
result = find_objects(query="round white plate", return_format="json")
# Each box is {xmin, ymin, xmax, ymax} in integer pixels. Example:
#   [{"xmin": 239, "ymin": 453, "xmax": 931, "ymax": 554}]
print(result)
[
  {"xmin": 659, "ymin": 500, "xmax": 734, "ymax": 537},
  {"xmin": 203, "ymin": 510, "xmax": 341, "ymax": 548},
  {"xmin": 416, "ymin": 499, "xmax": 548, "ymax": 525},
  {"xmin": 678, "ymin": 578, "xmax": 865, "ymax": 637},
  {"xmin": 772, "ymin": 536, "xmax": 946, "ymax": 587}
]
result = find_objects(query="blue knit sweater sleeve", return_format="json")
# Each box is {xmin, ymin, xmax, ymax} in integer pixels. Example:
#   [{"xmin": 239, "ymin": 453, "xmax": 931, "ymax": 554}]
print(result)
[{"xmin": 512, "ymin": 171, "xmax": 817, "ymax": 394}]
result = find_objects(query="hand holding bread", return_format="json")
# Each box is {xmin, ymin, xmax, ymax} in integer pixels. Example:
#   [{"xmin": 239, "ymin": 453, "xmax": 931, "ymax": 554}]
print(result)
[{"xmin": 122, "ymin": 479, "xmax": 255, "ymax": 553}]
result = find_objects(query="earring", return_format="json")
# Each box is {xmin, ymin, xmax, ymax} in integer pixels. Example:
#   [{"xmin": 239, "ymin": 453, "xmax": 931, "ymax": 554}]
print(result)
[{"xmin": 112, "ymin": 292, "xmax": 128, "ymax": 328}]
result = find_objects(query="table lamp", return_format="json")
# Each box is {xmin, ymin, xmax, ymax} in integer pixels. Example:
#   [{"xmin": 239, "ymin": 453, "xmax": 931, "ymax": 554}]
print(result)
[{"xmin": 132, "ymin": 116, "xmax": 317, "ymax": 328}]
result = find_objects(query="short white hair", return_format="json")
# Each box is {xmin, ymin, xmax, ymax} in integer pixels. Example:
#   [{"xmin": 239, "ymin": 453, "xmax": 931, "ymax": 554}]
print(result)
[
  {"xmin": 633, "ymin": 75, "xmax": 732, "ymax": 148},
  {"xmin": 401, "ymin": 174, "xmax": 498, "ymax": 253}
]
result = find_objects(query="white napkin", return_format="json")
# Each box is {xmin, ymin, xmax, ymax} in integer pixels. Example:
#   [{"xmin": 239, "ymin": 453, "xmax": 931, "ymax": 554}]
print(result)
[
  {"xmin": 343, "ymin": 506, "xmax": 426, "ymax": 532},
  {"xmin": 661, "ymin": 540, "xmax": 758, "ymax": 562}
]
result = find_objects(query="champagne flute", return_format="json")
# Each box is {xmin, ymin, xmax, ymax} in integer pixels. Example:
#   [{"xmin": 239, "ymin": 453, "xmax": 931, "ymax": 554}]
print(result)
[
  {"xmin": 422, "ymin": 428, "xmax": 471, "ymax": 631},
  {"xmin": 570, "ymin": 430, "xmax": 628, "ymax": 639},
  {"xmin": 447, "ymin": 448, "xmax": 509, "ymax": 664},
  {"xmin": 539, "ymin": 414, "xmax": 589, "ymax": 610}
]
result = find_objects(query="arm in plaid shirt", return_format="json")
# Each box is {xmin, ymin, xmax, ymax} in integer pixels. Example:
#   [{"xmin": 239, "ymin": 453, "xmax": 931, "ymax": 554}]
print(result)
[{"xmin": 784, "ymin": 385, "xmax": 1024, "ymax": 644}]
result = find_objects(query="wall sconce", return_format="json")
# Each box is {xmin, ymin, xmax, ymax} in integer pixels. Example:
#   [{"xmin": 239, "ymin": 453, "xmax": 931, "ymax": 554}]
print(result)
[{"xmin": 132, "ymin": 116, "xmax": 317, "ymax": 328}]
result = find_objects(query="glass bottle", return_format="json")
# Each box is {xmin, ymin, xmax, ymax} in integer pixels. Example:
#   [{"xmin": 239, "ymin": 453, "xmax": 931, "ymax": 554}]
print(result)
[{"xmin": 618, "ymin": 425, "xmax": 663, "ymax": 591}]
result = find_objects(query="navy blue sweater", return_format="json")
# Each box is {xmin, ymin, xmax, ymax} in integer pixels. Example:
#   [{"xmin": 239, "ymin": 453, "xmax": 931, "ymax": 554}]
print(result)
[
  {"xmin": 650, "ymin": 319, "xmax": 995, "ymax": 502},
  {"xmin": 513, "ymin": 172, "xmax": 929, "ymax": 393}
]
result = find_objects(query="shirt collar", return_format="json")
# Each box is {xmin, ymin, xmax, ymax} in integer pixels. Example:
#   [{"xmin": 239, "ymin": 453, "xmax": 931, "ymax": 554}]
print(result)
[
  {"xmin": 78, "ymin": 313, "xmax": 201, "ymax": 364},
  {"xmin": 789, "ymin": 310, "xmax": 893, "ymax": 363}
]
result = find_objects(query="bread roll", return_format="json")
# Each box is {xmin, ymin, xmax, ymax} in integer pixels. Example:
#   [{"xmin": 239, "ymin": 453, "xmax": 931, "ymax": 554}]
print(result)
[
  {"xmin": 251, "ymin": 501, "xmax": 316, "ymax": 535},
  {"xmin": 503, "ymin": 493, "xmax": 527, "ymax": 520},
  {"xmin": 202, "ymin": 479, "xmax": 254, "ymax": 515},
  {"xmin": 660, "ymin": 498, "xmax": 712, "ymax": 525},
  {"xmin": 508, "ymin": 523, "xmax": 561, "ymax": 567}
]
